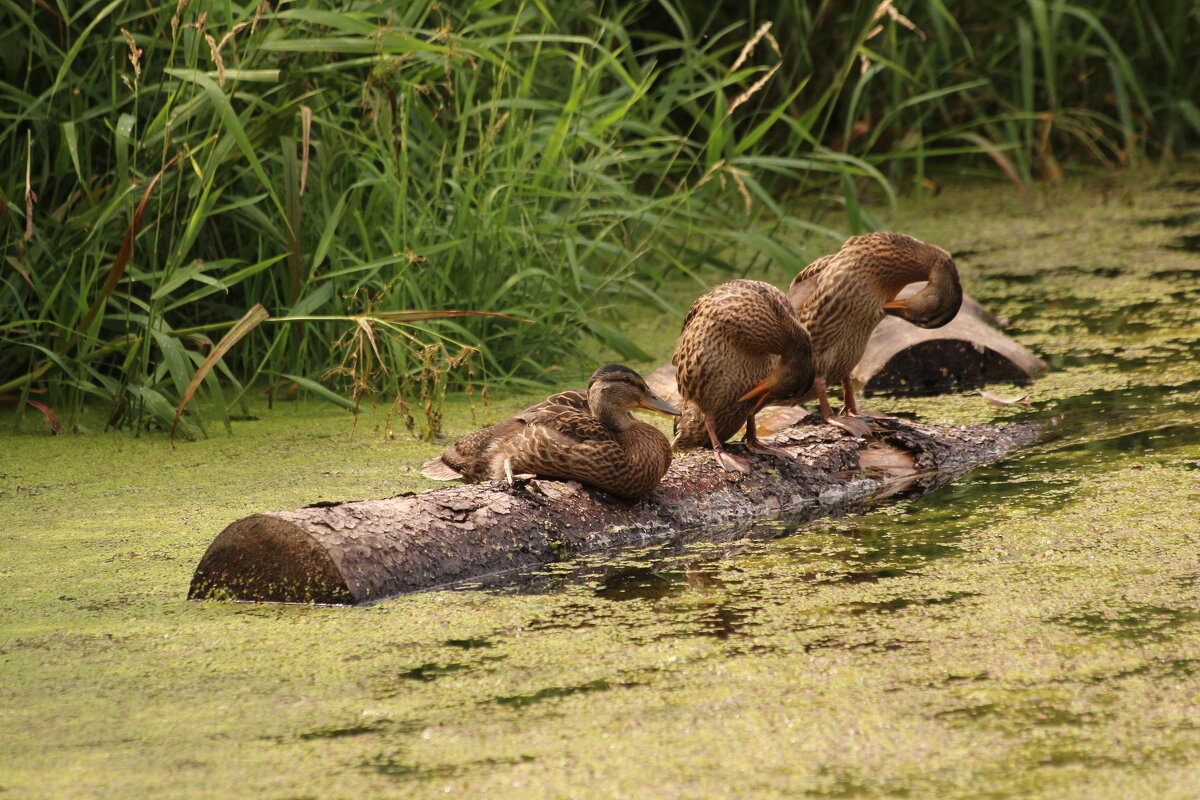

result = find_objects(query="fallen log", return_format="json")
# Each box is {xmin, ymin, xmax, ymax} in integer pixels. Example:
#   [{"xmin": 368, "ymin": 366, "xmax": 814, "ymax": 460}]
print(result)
[{"xmin": 189, "ymin": 418, "xmax": 1040, "ymax": 605}]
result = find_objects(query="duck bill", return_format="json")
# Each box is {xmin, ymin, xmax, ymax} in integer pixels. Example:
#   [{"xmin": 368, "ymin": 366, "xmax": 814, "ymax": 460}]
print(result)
[
  {"xmin": 882, "ymin": 298, "xmax": 908, "ymax": 313},
  {"xmin": 638, "ymin": 393, "xmax": 681, "ymax": 416},
  {"xmin": 736, "ymin": 381, "xmax": 772, "ymax": 413}
]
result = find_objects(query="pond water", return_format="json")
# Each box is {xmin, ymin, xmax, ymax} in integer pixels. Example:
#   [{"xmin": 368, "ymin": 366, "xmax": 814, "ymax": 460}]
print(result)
[{"xmin": 3, "ymin": 168, "xmax": 1199, "ymax": 798}]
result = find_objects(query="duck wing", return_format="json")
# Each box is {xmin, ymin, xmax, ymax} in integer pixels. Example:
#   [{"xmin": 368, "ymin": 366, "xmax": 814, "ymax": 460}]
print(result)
[
  {"xmin": 538, "ymin": 389, "xmax": 589, "ymax": 410},
  {"xmin": 517, "ymin": 406, "xmax": 616, "ymax": 445},
  {"xmin": 788, "ymin": 253, "xmax": 837, "ymax": 312},
  {"xmin": 423, "ymin": 387, "xmax": 591, "ymax": 481},
  {"xmin": 501, "ymin": 408, "xmax": 639, "ymax": 491}
]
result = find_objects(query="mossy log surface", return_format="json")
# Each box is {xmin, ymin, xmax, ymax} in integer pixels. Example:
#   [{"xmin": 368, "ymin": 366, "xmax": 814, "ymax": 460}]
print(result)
[{"xmin": 189, "ymin": 419, "xmax": 1040, "ymax": 605}]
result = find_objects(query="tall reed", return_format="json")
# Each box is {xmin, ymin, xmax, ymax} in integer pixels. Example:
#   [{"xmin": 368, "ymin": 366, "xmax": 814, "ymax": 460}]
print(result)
[{"xmin": 1, "ymin": 1, "xmax": 1194, "ymax": 436}]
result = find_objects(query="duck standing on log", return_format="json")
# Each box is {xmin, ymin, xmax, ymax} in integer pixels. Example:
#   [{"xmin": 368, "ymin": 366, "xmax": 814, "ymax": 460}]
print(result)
[
  {"xmin": 789, "ymin": 231, "xmax": 962, "ymax": 436},
  {"xmin": 421, "ymin": 364, "xmax": 680, "ymax": 500},
  {"xmin": 672, "ymin": 279, "xmax": 815, "ymax": 472}
]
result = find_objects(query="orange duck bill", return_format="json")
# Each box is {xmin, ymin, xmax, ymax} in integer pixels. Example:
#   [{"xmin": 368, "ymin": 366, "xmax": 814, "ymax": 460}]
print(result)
[{"xmin": 736, "ymin": 380, "xmax": 774, "ymax": 413}]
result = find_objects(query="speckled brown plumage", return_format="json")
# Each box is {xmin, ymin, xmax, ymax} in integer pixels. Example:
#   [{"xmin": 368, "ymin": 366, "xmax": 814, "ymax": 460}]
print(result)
[
  {"xmin": 789, "ymin": 231, "xmax": 961, "ymax": 421},
  {"xmin": 421, "ymin": 365, "xmax": 678, "ymax": 500},
  {"xmin": 672, "ymin": 280, "xmax": 814, "ymax": 467}
]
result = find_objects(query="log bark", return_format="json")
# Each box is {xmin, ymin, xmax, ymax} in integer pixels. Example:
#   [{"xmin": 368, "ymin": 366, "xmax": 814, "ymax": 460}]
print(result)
[{"xmin": 189, "ymin": 418, "xmax": 1040, "ymax": 605}]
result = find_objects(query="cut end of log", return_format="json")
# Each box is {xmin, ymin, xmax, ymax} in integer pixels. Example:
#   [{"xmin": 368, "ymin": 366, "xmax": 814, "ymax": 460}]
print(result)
[
  {"xmin": 189, "ymin": 514, "xmax": 353, "ymax": 604},
  {"xmin": 853, "ymin": 286, "xmax": 1049, "ymax": 395},
  {"xmin": 863, "ymin": 338, "xmax": 1040, "ymax": 395}
]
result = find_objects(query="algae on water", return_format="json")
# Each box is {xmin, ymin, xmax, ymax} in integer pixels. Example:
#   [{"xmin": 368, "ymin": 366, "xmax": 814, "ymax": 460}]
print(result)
[{"xmin": 3, "ymin": 168, "xmax": 1200, "ymax": 799}]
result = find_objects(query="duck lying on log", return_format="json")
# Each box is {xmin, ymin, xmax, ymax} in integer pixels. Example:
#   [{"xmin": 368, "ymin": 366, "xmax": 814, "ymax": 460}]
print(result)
[{"xmin": 420, "ymin": 365, "xmax": 679, "ymax": 500}]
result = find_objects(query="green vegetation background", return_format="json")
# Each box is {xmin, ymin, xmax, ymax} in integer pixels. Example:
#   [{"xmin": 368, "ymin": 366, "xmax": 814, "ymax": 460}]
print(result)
[{"xmin": 2, "ymin": 0, "xmax": 1198, "ymax": 436}]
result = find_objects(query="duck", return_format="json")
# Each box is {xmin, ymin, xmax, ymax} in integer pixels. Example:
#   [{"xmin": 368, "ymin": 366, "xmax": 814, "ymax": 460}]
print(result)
[
  {"xmin": 788, "ymin": 231, "xmax": 962, "ymax": 435},
  {"xmin": 420, "ymin": 364, "xmax": 680, "ymax": 500},
  {"xmin": 672, "ymin": 279, "xmax": 815, "ymax": 472}
]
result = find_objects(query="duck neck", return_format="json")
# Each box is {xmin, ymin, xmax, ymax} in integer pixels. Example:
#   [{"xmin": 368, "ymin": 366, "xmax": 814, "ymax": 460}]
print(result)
[
  {"xmin": 881, "ymin": 244, "xmax": 952, "ymax": 297},
  {"xmin": 589, "ymin": 391, "xmax": 636, "ymax": 433}
]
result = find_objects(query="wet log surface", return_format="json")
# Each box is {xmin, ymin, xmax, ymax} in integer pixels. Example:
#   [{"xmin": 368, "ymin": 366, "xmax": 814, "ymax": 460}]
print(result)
[{"xmin": 190, "ymin": 418, "xmax": 1040, "ymax": 605}]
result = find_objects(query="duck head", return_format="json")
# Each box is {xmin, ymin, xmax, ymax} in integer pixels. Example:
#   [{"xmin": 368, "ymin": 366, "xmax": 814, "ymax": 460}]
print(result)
[
  {"xmin": 882, "ymin": 246, "xmax": 962, "ymax": 328},
  {"xmin": 736, "ymin": 328, "xmax": 816, "ymax": 412},
  {"xmin": 588, "ymin": 365, "xmax": 680, "ymax": 429}
]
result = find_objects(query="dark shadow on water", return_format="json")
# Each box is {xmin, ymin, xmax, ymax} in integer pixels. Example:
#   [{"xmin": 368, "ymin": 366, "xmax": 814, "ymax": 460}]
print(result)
[
  {"xmin": 524, "ymin": 601, "xmax": 603, "ymax": 632},
  {"xmin": 811, "ymin": 566, "xmax": 913, "ymax": 585},
  {"xmin": 1055, "ymin": 264, "xmax": 1123, "ymax": 279},
  {"xmin": 444, "ymin": 637, "xmax": 493, "ymax": 650},
  {"xmin": 1149, "ymin": 267, "xmax": 1200, "ymax": 281},
  {"xmin": 1092, "ymin": 657, "xmax": 1200, "ymax": 683},
  {"xmin": 388, "ymin": 653, "xmax": 506, "ymax": 688},
  {"xmin": 1055, "ymin": 604, "xmax": 1200, "ymax": 642},
  {"xmin": 397, "ymin": 662, "xmax": 473, "ymax": 682},
  {"xmin": 365, "ymin": 754, "xmax": 534, "ymax": 780},
  {"xmin": 297, "ymin": 722, "xmax": 390, "ymax": 740},
  {"xmin": 843, "ymin": 591, "xmax": 977, "ymax": 615},
  {"xmin": 1161, "ymin": 180, "xmax": 1200, "ymax": 192},
  {"xmin": 937, "ymin": 702, "xmax": 1107, "ymax": 728},
  {"xmin": 1166, "ymin": 234, "xmax": 1200, "ymax": 252},
  {"xmin": 594, "ymin": 566, "xmax": 692, "ymax": 602},
  {"xmin": 1139, "ymin": 212, "xmax": 1200, "ymax": 228},
  {"xmin": 983, "ymin": 271, "xmax": 1041, "ymax": 284},
  {"xmin": 491, "ymin": 678, "xmax": 623, "ymax": 708},
  {"xmin": 1033, "ymin": 750, "xmax": 1127, "ymax": 769}
]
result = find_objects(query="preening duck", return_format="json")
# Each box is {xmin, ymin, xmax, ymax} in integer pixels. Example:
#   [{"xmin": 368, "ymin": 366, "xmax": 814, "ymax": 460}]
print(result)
[
  {"xmin": 672, "ymin": 279, "xmax": 815, "ymax": 472},
  {"xmin": 789, "ymin": 231, "xmax": 962, "ymax": 435}
]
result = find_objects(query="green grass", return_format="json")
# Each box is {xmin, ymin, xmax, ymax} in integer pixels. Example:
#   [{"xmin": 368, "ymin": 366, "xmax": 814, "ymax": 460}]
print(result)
[{"xmin": 1, "ymin": 0, "xmax": 1196, "ymax": 437}]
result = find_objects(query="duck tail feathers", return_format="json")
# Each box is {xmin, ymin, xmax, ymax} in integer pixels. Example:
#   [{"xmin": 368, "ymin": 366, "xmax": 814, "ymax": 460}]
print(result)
[{"xmin": 420, "ymin": 457, "xmax": 463, "ymax": 481}]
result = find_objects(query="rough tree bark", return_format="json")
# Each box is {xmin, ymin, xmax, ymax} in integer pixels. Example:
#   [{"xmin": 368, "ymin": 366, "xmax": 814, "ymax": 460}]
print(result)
[{"xmin": 190, "ymin": 418, "xmax": 1040, "ymax": 605}]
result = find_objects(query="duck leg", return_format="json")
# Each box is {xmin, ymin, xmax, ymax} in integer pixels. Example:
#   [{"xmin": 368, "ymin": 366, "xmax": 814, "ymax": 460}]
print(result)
[
  {"xmin": 838, "ymin": 380, "xmax": 860, "ymax": 416},
  {"xmin": 815, "ymin": 376, "xmax": 873, "ymax": 438},
  {"xmin": 742, "ymin": 407, "xmax": 794, "ymax": 461},
  {"xmin": 705, "ymin": 414, "xmax": 752, "ymax": 473},
  {"xmin": 839, "ymin": 381, "xmax": 895, "ymax": 425},
  {"xmin": 501, "ymin": 457, "xmax": 536, "ymax": 485}
]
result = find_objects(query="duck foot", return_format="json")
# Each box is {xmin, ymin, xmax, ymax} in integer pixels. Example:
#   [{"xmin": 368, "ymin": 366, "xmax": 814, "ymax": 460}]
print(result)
[
  {"xmin": 743, "ymin": 438, "xmax": 794, "ymax": 460},
  {"xmin": 702, "ymin": 413, "xmax": 752, "ymax": 473},
  {"xmin": 742, "ymin": 412, "xmax": 794, "ymax": 461},
  {"xmin": 825, "ymin": 415, "xmax": 874, "ymax": 438},
  {"xmin": 713, "ymin": 447, "xmax": 753, "ymax": 473}
]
